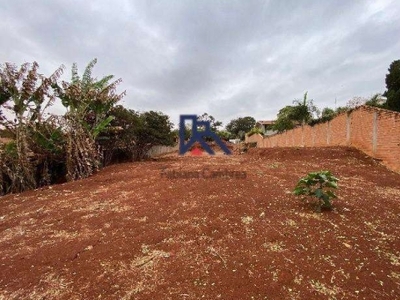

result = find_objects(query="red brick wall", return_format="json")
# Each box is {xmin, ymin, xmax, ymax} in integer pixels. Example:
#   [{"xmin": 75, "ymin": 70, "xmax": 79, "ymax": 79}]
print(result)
[
  {"xmin": 373, "ymin": 108, "xmax": 400, "ymax": 172},
  {"xmin": 260, "ymin": 106, "xmax": 400, "ymax": 172},
  {"xmin": 350, "ymin": 107, "xmax": 374, "ymax": 155},
  {"xmin": 330, "ymin": 113, "xmax": 347, "ymax": 146}
]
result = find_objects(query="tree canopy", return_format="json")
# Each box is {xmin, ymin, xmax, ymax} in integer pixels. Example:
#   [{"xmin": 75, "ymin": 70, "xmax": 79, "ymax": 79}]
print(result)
[
  {"xmin": 0, "ymin": 59, "xmax": 174, "ymax": 194},
  {"xmin": 226, "ymin": 116, "xmax": 256, "ymax": 139},
  {"xmin": 273, "ymin": 92, "xmax": 318, "ymax": 132},
  {"xmin": 273, "ymin": 106, "xmax": 297, "ymax": 132},
  {"xmin": 384, "ymin": 59, "xmax": 400, "ymax": 112},
  {"xmin": 197, "ymin": 113, "xmax": 222, "ymax": 132}
]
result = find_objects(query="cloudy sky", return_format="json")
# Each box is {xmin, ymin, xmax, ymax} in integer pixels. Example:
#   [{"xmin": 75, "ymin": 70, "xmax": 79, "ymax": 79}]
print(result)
[{"xmin": 1, "ymin": 0, "xmax": 399, "ymax": 127}]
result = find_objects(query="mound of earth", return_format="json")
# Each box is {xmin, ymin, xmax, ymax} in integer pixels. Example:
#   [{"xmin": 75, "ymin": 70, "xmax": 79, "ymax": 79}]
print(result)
[{"xmin": 1, "ymin": 147, "xmax": 399, "ymax": 299}]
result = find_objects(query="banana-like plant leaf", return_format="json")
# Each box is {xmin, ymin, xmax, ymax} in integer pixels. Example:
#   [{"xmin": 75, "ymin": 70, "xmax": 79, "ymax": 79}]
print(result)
[{"xmin": 93, "ymin": 115, "xmax": 114, "ymax": 138}]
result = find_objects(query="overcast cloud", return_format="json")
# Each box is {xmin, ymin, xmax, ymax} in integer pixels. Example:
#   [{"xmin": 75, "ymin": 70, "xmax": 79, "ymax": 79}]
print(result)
[{"xmin": 1, "ymin": 0, "xmax": 399, "ymax": 126}]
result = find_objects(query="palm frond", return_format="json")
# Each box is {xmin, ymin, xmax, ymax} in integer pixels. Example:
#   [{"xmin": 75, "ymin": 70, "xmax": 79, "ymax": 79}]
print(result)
[
  {"xmin": 71, "ymin": 63, "xmax": 79, "ymax": 83},
  {"xmin": 82, "ymin": 58, "xmax": 97, "ymax": 86}
]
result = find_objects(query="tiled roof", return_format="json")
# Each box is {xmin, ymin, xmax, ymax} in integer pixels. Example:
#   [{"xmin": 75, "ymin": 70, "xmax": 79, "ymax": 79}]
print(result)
[{"xmin": 257, "ymin": 120, "xmax": 275, "ymax": 125}]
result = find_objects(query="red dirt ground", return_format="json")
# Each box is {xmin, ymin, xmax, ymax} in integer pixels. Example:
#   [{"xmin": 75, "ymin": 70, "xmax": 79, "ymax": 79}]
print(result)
[{"xmin": 0, "ymin": 147, "xmax": 399, "ymax": 299}]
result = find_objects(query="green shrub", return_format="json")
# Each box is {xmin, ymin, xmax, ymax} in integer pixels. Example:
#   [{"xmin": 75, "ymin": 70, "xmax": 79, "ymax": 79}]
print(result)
[
  {"xmin": 246, "ymin": 127, "xmax": 263, "ymax": 137},
  {"xmin": 293, "ymin": 171, "xmax": 339, "ymax": 211}
]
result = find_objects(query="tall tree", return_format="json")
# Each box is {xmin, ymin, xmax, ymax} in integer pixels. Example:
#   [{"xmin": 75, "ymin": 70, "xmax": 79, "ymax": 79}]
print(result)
[
  {"xmin": 197, "ymin": 113, "xmax": 222, "ymax": 132},
  {"xmin": 96, "ymin": 106, "xmax": 175, "ymax": 164},
  {"xmin": 53, "ymin": 58, "xmax": 125, "ymax": 180},
  {"xmin": 132, "ymin": 110, "xmax": 175, "ymax": 160},
  {"xmin": 273, "ymin": 106, "xmax": 297, "ymax": 132},
  {"xmin": 226, "ymin": 116, "xmax": 256, "ymax": 139},
  {"xmin": 321, "ymin": 107, "xmax": 336, "ymax": 121},
  {"xmin": 292, "ymin": 92, "xmax": 318, "ymax": 125},
  {"xmin": 100, "ymin": 105, "xmax": 140, "ymax": 164},
  {"xmin": 0, "ymin": 61, "xmax": 64, "ymax": 193},
  {"xmin": 273, "ymin": 92, "xmax": 318, "ymax": 132},
  {"xmin": 384, "ymin": 59, "xmax": 400, "ymax": 112}
]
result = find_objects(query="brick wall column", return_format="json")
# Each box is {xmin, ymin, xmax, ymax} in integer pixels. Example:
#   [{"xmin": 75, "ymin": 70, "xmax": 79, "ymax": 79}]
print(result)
[
  {"xmin": 312, "ymin": 126, "xmax": 315, "ymax": 146},
  {"xmin": 372, "ymin": 111, "xmax": 378, "ymax": 154},
  {"xmin": 327, "ymin": 121, "xmax": 331, "ymax": 145},
  {"xmin": 346, "ymin": 112, "xmax": 351, "ymax": 146}
]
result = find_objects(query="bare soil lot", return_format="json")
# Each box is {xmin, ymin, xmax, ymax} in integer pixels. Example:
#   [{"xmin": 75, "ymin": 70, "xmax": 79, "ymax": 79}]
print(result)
[{"xmin": 0, "ymin": 147, "xmax": 399, "ymax": 299}]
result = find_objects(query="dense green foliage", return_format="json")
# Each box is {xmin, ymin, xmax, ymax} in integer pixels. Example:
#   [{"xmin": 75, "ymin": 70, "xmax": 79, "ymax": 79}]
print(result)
[
  {"xmin": 197, "ymin": 113, "xmax": 222, "ymax": 132},
  {"xmin": 216, "ymin": 130, "xmax": 232, "ymax": 141},
  {"xmin": 0, "ymin": 60, "xmax": 174, "ymax": 195},
  {"xmin": 273, "ymin": 92, "xmax": 318, "ymax": 132},
  {"xmin": 308, "ymin": 107, "xmax": 337, "ymax": 126},
  {"xmin": 194, "ymin": 113, "xmax": 223, "ymax": 141},
  {"xmin": 320, "ymin": 107, "xmax": 336, "ymax": 121},
  {"xmin": 133, "ymin": 110, "xmax": 175, "ymax": 160},
  {"xmin": 273, "ymin": 106, "xmax": 297, "ymax": 132},
  {"xmin": 246, "ymin": 127, "xmax": 263, "ymax": 137},
  {"xmin": 384, "ymin": 60, "xmax": 400, "ymax": 112},
  {"xmin": 52, "ymin": 59, "xmax": 125, "ymax": 180},
  {"xmin": 226, "ymin": 116, "xmax": 256, "ymax": 140}
]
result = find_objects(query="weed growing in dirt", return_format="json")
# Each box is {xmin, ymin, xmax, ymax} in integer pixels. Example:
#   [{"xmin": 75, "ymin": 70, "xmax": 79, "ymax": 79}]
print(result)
[{"xmin": 293, "ymin": 171, "xmax": 339, "ymax": 211}]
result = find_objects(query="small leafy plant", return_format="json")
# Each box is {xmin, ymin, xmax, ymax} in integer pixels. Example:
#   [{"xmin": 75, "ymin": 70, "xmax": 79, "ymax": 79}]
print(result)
[{"xmin": 293, "ymin": 171, "xmax": 339, "ymax": 211}]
